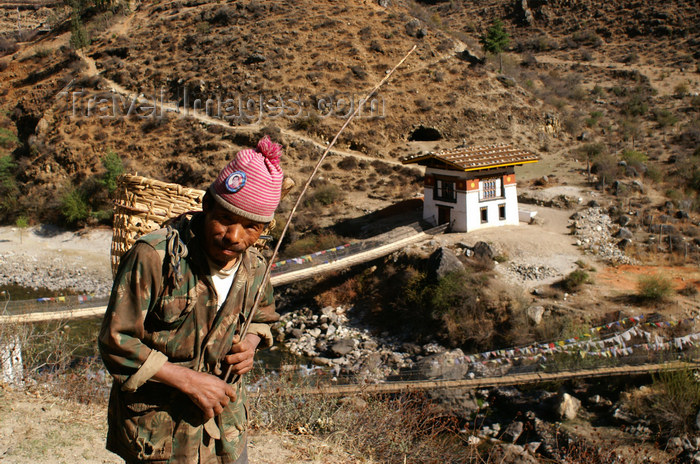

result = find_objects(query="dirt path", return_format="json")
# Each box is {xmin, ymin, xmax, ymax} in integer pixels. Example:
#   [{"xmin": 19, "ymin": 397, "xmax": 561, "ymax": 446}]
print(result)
[
  {"xmin": 443, "ymin": 202, "xmax": 582, "ymax": 289},
  {"xmin": 75, "ymin": 46, "xmax": 404, "ymax": 166}
]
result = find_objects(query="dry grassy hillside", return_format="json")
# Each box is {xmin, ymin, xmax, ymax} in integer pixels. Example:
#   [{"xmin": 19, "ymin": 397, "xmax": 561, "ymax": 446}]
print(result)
[{"xmin": 0, "ymin": 0, "xmax": 698, "ymax": 233}]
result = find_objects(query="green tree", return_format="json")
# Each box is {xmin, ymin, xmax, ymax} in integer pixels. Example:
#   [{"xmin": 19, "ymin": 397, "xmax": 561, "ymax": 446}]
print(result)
[
  {"xmin": 15, "ymin": 216, "xmax": 28, "ymax": 243},
  {"xmin": 69, "ymin": 14, "xmax": 89, "ymax": 49},
  {"xmin": 99, "ymin": 150, "xmax": 124, "ymax": 195},
  {"xmin": 66, "ymin": 0, "xmax": 90, "ymax": 49},
  {"xmin": 577, "ymin": 142, "xmax": 606, "ymax": 183},
  {"xmin": 0, "ymin": 155, "xmax": 18, "ymax": 218},
  {"xmin": 480, "ymin": 19, "xmax": 510, "ymax": 72},
  {"xmin": 61, "ymin": 188, "xmax": 90, "ymax": 225}
]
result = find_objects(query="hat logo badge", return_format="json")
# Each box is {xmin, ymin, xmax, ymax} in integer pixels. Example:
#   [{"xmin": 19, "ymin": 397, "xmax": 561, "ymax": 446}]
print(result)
[{"xmin": 224, "ymin": 171, "xmax": 247, "ymax": 193}]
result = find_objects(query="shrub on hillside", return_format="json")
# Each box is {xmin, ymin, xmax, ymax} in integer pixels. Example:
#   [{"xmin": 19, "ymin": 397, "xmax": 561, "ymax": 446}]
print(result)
[
  {"xmin": 337, "ymin": 156, "xmax": 357, "ymax": 171},
  {"xmin": 625, "ymin": 369, "xmax": 700, "ymax": 438},
  {"xmin": 98, "ymin": 150, "xmax": 124, "ymax": 195},
  {"xmin": 591, "ymin": 153, "xmax": 620, "ymax": 187},
  {"xmin": 0, "ymin": 154, "xmax": 18, "ymax": 220},
  {"xmin": 585, "ymin": 111, "xmax": 603, "ymax": 127},
  {"xmin": 354, "ymin": 260, "xmax": 517, "ymax": 351},
  {"xmin": 560, "ymin": 270, "xmax": 590, "ymax": 292},
  {"xmin": 622, "ymin": 92, "xmax": 648, "ymax": 117},
  {"xmin": 60, "ymin": 188, "xmax": 90, "ymax": 225},
  {"xmin": 621, "ymin": 149, "xmax": 647, "ymax": 172},
  {"xmin": 654, "ymin": 109, "xmax": 678, "ymax": 128},
  {"xmin": 0, "ymin": 128, "xmax": 18, "ymax": 149},
  {"xmin": 637, "ymin": 274, "xmax": 674, "ymax": 302},
  {"xmin": 311, "ymin": 184, "xmax": 344, "ymax": 206},
  {"xmin": 0, "ymin": 39, "xmax": 18, "ymax": 56}
]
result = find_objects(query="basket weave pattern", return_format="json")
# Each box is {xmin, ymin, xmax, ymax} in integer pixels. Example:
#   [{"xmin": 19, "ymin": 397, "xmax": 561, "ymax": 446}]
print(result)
[
  {"xmin": 110, "ymin": 174, "xmax": 205, "ymax": 277},
  {"xmin": 111, "ymin": 174, "xmax": 291, "ymax": 277}
]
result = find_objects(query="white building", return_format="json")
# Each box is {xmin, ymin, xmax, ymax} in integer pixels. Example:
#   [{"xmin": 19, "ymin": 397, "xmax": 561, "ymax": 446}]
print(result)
[{"xmin": 401, "ymin": 144, "xmax": 539, "ymax": 232}]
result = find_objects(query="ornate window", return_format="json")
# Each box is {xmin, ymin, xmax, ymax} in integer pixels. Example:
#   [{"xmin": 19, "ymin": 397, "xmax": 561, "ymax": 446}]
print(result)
[
  {"xmin": 480, "ymin": 177, "xmax": 503, "ymax": 201},
  {"xmin": 434, "ymin": 178, "xmax": 457, "ymax": 203}
]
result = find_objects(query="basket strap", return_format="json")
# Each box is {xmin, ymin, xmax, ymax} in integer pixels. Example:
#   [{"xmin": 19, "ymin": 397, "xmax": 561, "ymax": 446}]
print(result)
[{"xmin": 165, "ymin": 226, "xmax": 188, "ymax": 289}]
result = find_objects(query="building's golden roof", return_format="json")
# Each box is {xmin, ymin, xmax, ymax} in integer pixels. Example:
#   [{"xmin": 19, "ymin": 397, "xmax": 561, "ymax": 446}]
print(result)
[{"xmin": 401, "ymin": 144, "xmax": 539, "ymax": 171}]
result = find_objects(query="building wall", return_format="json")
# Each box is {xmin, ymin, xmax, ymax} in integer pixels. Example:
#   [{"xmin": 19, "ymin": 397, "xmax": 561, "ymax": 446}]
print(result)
[
  {"xmin": 423, "ymin": 167, "xmax": 467, "ymax": 229},
  {"xmin": 423, "ymin": 166, "xmax": 519, "ymax": 232}
]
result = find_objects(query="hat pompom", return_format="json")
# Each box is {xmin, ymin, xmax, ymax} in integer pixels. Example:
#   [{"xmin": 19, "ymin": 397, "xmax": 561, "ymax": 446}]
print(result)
[{"xmin": 257, "ymin": 136, "xmax": 282, "ymax": 166}]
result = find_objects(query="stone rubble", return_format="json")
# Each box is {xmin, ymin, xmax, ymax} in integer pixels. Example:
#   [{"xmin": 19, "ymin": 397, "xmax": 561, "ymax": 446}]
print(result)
[
  {"xmin": 278, "ymin": 306, "xmax": 415, "ymax": 382},
  {"xmin": 277, "ymin": 305, "xmax": 505, "ymax": 383},
  {"xmin": 507, "ymin": 263, "xmax": 560, "ymax": 281},
  {"xmin": 0, "ymin": 250, "xmax": 112, "ymax": 296},
  {"xmin": 570, "ymin": 207, "xmax": 633, "ymax": 264}
]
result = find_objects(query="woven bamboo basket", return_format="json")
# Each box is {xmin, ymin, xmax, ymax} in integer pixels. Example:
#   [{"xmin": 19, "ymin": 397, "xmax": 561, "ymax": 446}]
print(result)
[{"xmin": 111, "ymin": 174, "xmax": 294, "ymax": 277}]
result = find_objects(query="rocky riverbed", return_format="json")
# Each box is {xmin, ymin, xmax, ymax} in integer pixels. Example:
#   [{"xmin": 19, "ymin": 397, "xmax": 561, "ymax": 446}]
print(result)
[
  {"xmin": 277, "ymin": 305, "xmax": 417, "ymax": 381},
  {"xmin": 276, "ymin": 303, "xmax": 511, "ymax": 383},
  {"xmin": 0, "ymin": 225, "xmax": 113, "ymax": 297}
]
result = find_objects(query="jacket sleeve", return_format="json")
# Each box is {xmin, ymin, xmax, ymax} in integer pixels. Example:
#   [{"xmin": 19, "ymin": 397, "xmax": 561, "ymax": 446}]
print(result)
[
  {"xmin": 98, "ymin": 242, "xmax": 168, "ymax": 390},
  {"xmin": 247, "ymin": 270, "xmax": 279, "ymax": 349}
]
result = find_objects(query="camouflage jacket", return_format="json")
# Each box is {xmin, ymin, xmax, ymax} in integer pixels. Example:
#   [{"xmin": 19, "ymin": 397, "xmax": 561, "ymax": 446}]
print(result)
[{"xmin": 98, "ymin": 212, "xmax": 279, "ymax": 463}]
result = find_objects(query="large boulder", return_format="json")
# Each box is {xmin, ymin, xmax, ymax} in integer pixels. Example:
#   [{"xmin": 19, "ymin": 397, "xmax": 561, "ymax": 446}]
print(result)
[
  {"xmin": 556, "ymin": 393, "xmax": 581, "ymax": 420},
  {"xmin": 330, "ymin": 338, "xmax": 355, "ymax": 357},
  {"xmin": 428, "ymin": 247, "xmax": 465, "ymax": 279},
  {"xmin": 405, "ymin": 19, "xmax": 427, "ymax": 38},
  {"xmin": 615, "ymin": 227, "xmax": 634, "ymax": 239},
  {"xmin": 473, "ymin": 241, "xmax": 494, "ymax": 261},
  {"xmin": 526, "ymin": 305, "xmax": 545, "ymax": 325},
  {"xmin": 417, "ymin": 349, "xmax": 469, "ymax": 380},
  {"xmin": 502, "ymin": 421, "xmax": 524, "ymax": 443}
]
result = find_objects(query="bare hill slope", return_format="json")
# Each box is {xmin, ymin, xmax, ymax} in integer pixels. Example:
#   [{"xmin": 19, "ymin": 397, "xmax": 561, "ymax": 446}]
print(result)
[{"xmin": 0, "ymin": 0, "xmax": 698, "ymax": 229}]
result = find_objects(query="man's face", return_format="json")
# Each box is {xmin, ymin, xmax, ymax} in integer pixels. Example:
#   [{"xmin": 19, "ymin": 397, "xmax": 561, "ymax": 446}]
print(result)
[{"xmin": 202, "ymin": 200, "xmax": 266, "ymax": 270}]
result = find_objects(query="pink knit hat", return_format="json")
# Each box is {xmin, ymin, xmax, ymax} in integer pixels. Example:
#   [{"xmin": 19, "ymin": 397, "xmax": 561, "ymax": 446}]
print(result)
[{"xmin": 209, "ymin": 136, "xmax": 284, "ymax": 223}]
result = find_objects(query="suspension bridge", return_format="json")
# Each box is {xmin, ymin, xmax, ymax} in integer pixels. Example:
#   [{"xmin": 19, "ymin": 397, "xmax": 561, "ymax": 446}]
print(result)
[
  {"xmin": 250, "ymin": 359, "xmax": 700, "ymax": 396},
  {"xmin": 2, "ymin": 223, "xmax": 699, "ymax": 391},
  {"xmin": 0, "ymin": 223, "xmax": 447, "ymax": 324}
]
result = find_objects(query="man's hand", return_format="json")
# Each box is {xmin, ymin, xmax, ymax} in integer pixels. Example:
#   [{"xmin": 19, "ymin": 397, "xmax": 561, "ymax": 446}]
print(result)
[
  {"xmin": 224, "ymin": 333, "xmax": 261, "ymax": 376},
  {"xmin": 153, "ymin": 362, "xmax": 235, "ymax": 420},
  {"xmin": 183, "ymin": 369, "xmax": 237, "ymax": 419}
]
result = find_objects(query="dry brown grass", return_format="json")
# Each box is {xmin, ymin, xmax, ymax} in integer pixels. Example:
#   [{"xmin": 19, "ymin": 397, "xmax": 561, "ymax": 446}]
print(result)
[{"xmin": 248, "ymin": 367, "xmax": 489, "ymax": 464}]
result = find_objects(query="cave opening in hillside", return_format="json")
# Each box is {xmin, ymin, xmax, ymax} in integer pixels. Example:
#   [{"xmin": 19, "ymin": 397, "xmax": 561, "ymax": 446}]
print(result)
[{"xmin": 409, "ymin": 126, "xmax": 442, "ymax": 141}]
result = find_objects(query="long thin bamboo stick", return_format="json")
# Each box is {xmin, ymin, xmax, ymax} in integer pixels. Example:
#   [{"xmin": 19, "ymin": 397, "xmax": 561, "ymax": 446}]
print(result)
[{"xmin": 223, "ymin": 45, "xmax": 417, "ymax": 384}]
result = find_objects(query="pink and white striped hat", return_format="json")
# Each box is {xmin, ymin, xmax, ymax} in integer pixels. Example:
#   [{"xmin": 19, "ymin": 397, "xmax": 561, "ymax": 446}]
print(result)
[{"xmin": 209, "ymin": 136, "xmax": 284, "ymax": 223}]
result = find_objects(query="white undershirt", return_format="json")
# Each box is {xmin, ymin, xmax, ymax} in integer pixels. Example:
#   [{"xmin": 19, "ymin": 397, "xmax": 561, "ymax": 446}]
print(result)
[{"xmin": 208, "ymin": 258, "xmax": 241, "ymax": 311}]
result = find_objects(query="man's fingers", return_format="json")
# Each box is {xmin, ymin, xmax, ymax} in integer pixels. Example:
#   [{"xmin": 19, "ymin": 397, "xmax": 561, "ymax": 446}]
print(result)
[
  {"xmin": 226, "ymin": 358, "xmax": 253, "ymax": 375},
  {"xmin": 225, "ymin": 353, "xmax": 254, "ymax": 369},
  {"xmin": 229, "ymin": 340, "xmax": 250, "ymax": 353},
  {"xmin": 225, "ymin": 352, "xmax": 246, "ymax": 364}
]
